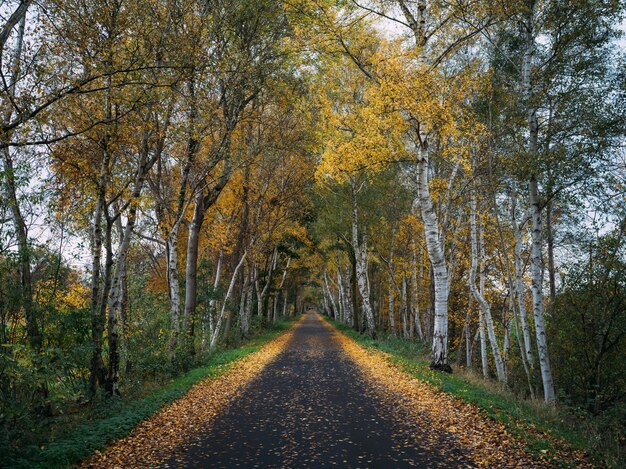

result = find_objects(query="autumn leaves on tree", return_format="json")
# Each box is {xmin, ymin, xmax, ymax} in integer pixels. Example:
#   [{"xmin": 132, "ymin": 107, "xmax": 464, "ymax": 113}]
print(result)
[
  {"xmin": 1, "ymin": 0, "xmax": 317, "ymax": 404},
  {"xmin": 309, "ymin": 0, "xmax": 624, "ymax": 405}
]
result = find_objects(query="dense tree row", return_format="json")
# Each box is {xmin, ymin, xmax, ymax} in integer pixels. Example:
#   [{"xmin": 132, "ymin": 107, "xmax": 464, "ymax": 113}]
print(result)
[
  {"xmin": 0, "ymin": 0, "xmax": 318, "ymax": 444},
  {"xmin": 310, "ymin": 0, "xmax": 625, "ymax": 416}
]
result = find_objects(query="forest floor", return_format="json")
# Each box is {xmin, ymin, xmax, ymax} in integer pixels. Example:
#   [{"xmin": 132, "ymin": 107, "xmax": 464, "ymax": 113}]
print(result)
[{"xmin": 81, "ymin": 312, "xmax": 593, "ymax": 468}]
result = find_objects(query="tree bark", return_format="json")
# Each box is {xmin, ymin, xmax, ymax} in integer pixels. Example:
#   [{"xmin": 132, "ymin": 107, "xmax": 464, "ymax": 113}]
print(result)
[
  {"xmin": 529, "ymin": 176, "xmax": 556, "ymax": 401},
  {"xmin": 1, "ymin": 8, "xmax": 41, "ymax": 356},
  {"xmin": 324, "ymin": 271, "xmax": 337, "ymax": 319},
  {"xmin": 106, "ymin": 131, "xmax": 154, "ymax": 395},
  {"xmin": 210, "ymin": 252, "xmax": 247, "ymax": 349},
  {"xmin": 350, "ymin": 182, "xmax": 376, "ymax": 337},
  {"xmin": 401, "ymin": 277, "xmax": 409, "ymax": 338},
  {"xmin": 182, "ymin": 190, "xmax": 205, "ymax": 346},
  {"xmin": 412, "ymin": 247, "xmax": 424, "ymax": 341},
  {"xmin": 255, "ymin": 248, "xmax": 278, "ymax": 320},
  {"xmin": 469, "ymin": 190, "xmax": 506, "ymax": 382},
  {"xmin": 387, "ymin": 231, "xmax": 396, "ymax": 334},
  {"xmin": 522, "ymin": 1, "xmax": 556, "ymax": 400},
  {"xmin": 239, "ymin": 267, "xmax": 255, "ymax": 338},
  {"xmin": 510, "ymin": 187, "xmax": 534, "ymax": 368},
  {"xmin": 546, "ymin": 197, "xmax": 556, "ymax": 302},
  {"xmin": 416, "ymin": 147, "xmax": 450, "ymax": 372}
]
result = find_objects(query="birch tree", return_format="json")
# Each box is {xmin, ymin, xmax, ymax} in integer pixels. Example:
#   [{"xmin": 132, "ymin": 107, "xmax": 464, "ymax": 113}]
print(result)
[{"xmin": 469, "ymin": 188, "xmax": 506, "ymax": 382}]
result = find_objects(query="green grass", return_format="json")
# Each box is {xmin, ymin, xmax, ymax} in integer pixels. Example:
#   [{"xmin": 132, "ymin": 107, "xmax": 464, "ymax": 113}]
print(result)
[
  {"xmin": 326, "ymin": 318, "xmax": 604, "ymax": 468},
  {"xmin": 8, "ymin": 318, "xmax": 297, "ymax": 469}
]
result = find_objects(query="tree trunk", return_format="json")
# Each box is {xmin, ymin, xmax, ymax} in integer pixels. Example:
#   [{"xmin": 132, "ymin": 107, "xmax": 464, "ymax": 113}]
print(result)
[
  {"xmin": 210, "ymin": 252, "xmax": 247, "ymax": 349},
  {"xmin": 88, "ymin": 88, "xmax": 114, "ymax": 395},
  {"xmin": 276, "ymin": 257, "xmax": 290, "ymax": 322},
  {"xmin": 335, "ymin": 267, "xmax": 344, "ymax": 322},
  {"xmin": 351, "ymin": 182, "xmax": 376, "ymax": 337},
  {"xmin": 412, "ymin": 247, "xmax": 424, "ymax": 341},
  {"xmin": 513, "ymin": 301, "xmax": 536, "ymax": 399},
  {"xmin": 106, "ymin": 135, "xmax": 154, "ymax": 395},
  {"xmin": 529, "ymin": 176, "xmax": 556, "ymax": 401},
  {"xmin": 1, "ymin": 11, "xmax": 46, "ymax": 407},
  {"xmin": 492, "ymin": 182, "xmax": 534, "ymax": 392},
  {"xmin": 239, "ymin": 267, "xmax": 255, "ymax": 338},
  {"xmin": 182, "ymin": 190, "xmax": 205, "ymax": 350},
  {"xmin": 255, "ymin": 248, "xmax": 278, "ymax": 320},
  {"xmin": 469, "ymin": 190, "xmax": 506, "ymax": 382},
  {"xmin": 387, "ymin": 232, "xmax": 396, "ymax": 334},
  {"xmin": 522, "ymin": 0, "xmax": 556, "ymax": 403},
  {"xmin": 349, "ymin": 241, "xmax": 359, "ymax": 330},
  {"xmin": 546, "ymin": 197, "xmax": 556, "ymax": 302},
  {"xmin": 510, "ymin": 188, "xmax": 534, "ymax": 367},
  {"xmin": 2, "ymin": 147, "xmax": 40, "ymax": 352},
  {"xmin": 324, "ymin": 271, "xmax": 337, "ymax": 319},
  {"xmin": 271, "ymin": 293, "xmax": 278, "ymax": 322},
  {"xmin": 89, "ymin": 194, "xmax": 105, "ymax": 396},
  {"xmin": 401, "ymin": 277, "xmax": 409, "ymax": 338},
  {"xmin": 464, "ymin": 305, "xmax": 472, "ymax": 368},
  {"xmin": 340, "ymin": 264, "xmax": 352, "ymax": 325},
  {"xmin": 416, "ymin": 147, "xmax": 450, "ymax": 372},
  {"xmin": 204, "ymin": 249, "xmax": 223, "ymax": 350}
]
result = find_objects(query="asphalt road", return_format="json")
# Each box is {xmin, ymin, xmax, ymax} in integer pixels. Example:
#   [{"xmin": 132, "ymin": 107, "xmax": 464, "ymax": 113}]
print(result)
[{"xmin": 163, "ymin": 312, "xmax": 472, "ymax": 468}]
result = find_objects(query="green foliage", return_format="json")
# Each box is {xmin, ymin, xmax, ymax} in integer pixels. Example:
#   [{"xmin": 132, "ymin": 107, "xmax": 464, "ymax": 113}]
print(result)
[
  {"xmin": 550, "ymin": 231, "xmax": 626, "ymax": 414},
  {"xmin": 546, "ymin": 230, "xmax": 626, "ymax": 466}
]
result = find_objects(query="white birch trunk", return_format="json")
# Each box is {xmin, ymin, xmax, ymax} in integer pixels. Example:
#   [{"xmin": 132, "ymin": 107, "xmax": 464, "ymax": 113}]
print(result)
[
  {"xmin": 510, "ymin": 186, "xmax": 534, "ymax": 367},
  {"xmin": 275, "ymin": 257, "xmax": 290, "ymax": 322},
  {"xmin": 210, "ymin": 252, "xmax": 246, "ymax": 349},
  {"xmin": 205, "ymin": 249, "xmax": 223, "ymax": 348},
  {"xmin": 351, "ymin": 182, "xmax": 376, "ymax": 337},
  {"xmin": 411, "ymin": 248, "xmax": 424, "ymax": 341},
  {"xmin": 210, "ymin": 249, "xmax": 223, "ymax": 310},
  {"xmin": 343, "ymin": 265, "xmax": 353, "ymax": 326},
  {"xmin": 503, "ymin": 318, "xmax": 510, "ymax": 375},
  {"xmin": 336, "ymin": 268, "xmax": 344, "ymax": 323},
  {"xmin": 255, "ymin": 248, "xmax": 278, "ymax": 319},
  {"xmin": 513, "ymin": 301, "xmax": 536, "ymax": 399},
  {"xmin": 464, "ymin": 308, "xmax": 472, "ymax": 368},
  {"xmin": 529, "ymin": 177, "xmax": 556, "ymax": 401},
  {"xmin": 522, "ymin": 3, "xmax": 556, "ymax": 401},
  {"xmin": 388, "ymin": 274, "xmax": 396, "ymax": 334},
  {"xmin": 401, "ymin": 277, "xmax": 409, "ymax": 338},
  {"xmin": 324, "ymin": 271, "xmax": 338, "ymax": 318},
  {"xmin": 322, "ymin": 284, "xmax": 330, "ymax": 315},
  {"xmin": 416, "ymin": 148, "xmax": 450, "ymax": 371},
  {"xmin": 469, "ymin": 191, "xmax": 506, "ymax": 382},
  {"xmin": 167, "ymin": 226, "xmax": 181, "ymax": 350},
  {"xmin": 272, "ymin": 295, "xmax": 278, "ymax": 323},
  {"xmin": 479, "ymin": 308, "xmax": 489, "ymax": 377},
  {"xmin": 387, "ymin": 230, "xmax": 396, "ymax": 334},
  {"xmin": 239, "ymin": 268, "xmax": 254, "ymax": 338}
]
